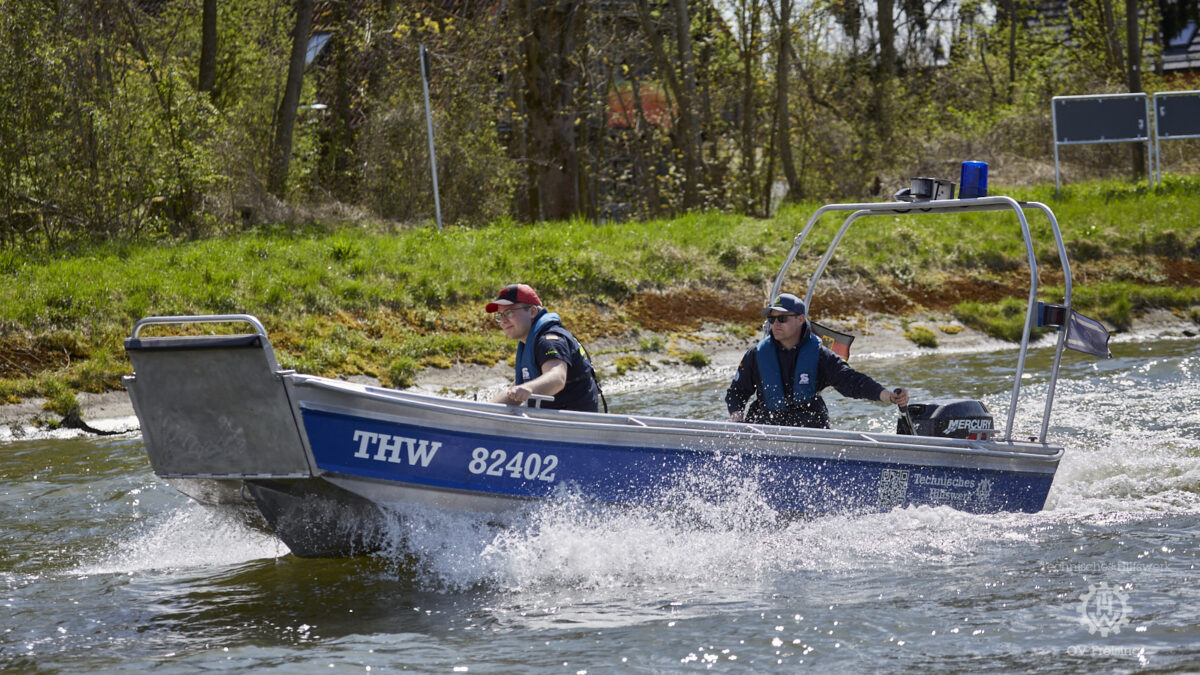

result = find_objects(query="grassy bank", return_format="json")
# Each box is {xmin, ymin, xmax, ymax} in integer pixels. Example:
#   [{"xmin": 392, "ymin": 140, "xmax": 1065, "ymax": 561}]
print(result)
[{"xmin": 2, "ymin": 179, "xmax": 1200, "ymax": 410}]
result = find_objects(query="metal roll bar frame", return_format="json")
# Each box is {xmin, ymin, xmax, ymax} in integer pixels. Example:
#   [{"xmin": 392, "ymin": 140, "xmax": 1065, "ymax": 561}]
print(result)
[
  {"xmin": 766, "ymin": 196, "xmax": 1072, "ymax": 445},
  {"xmin": 131, "ymin": 314, "xmax": 269, "ymax": 338}
]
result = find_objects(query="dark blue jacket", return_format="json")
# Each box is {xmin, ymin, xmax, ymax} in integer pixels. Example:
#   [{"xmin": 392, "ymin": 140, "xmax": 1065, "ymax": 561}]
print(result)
[
  {"xmin": 726, "ymin": 323, "xmax": 886, "ymax": 428},
  {"xmin": 515, "ymin": 309, "xmax": 599, "ymax": 412}
]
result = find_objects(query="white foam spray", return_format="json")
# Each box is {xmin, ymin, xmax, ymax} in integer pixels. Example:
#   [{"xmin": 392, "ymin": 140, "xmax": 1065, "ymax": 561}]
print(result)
[{"xmin": 76, "ymin": 502, "xmax": 287, "ymax": 575}]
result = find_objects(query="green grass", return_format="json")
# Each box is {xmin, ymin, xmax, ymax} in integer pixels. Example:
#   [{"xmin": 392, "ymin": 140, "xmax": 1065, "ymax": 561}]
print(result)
[
  {"xmin": 2, "ymin": 177, "xmax": 1199, "ymax": 406},
  {"xmin": 638, "ymin": 335, "xmax": 664, "ymax": 352},
  {"xmin": 903, "ymin": 326, "xmax": 938, "ymax": 348},
  {"xmin": 953, "ymin": 297, "xmax": 1048, "ymax": 342},
  {"xmin": 612, "ymin": 355, "xmax": 644, "ymax": 376}
]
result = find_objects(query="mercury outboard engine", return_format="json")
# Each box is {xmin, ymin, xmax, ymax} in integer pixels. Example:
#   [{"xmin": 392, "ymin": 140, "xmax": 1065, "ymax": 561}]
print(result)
[{"xmin": 897, "ymin": 399, "xmax": 993, "ymax": 440}]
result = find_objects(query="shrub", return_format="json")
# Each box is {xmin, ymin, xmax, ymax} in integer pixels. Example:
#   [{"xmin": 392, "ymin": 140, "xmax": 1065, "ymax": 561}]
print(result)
[
  {"xmin": 387, "ymin": 356, "xmax": 420, "ymax": 389},
  {"xmin": 903, "ymin": 326, "xmax": 938, "ymax": 348},
  {"xmin": 612, "ymin": 355, "xmax": 643, "ymax": 376},
  {"xmin": 639, "ymin": 335, "xmax": 664, "ymax": 352},
  {"xmin": 1103, "ymin": 295, "xmax": 1132, "ymax": 331},
  {"xmin": 359, "ymin": 94, "xmax": 514, "ymax": 227},
  {"xmin": 41, "ymin": 380, "xmax": 79, "ymax": 418}
]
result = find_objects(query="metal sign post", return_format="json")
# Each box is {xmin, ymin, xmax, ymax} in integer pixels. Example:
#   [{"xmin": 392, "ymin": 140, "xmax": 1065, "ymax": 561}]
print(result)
[
  {"xmin": 1051, "ymin": 93, "xmax": 1153, "ymax": 193},
  {"xmin": 420, "ymin": 45, "xmax": 442, "ymax": 231}
]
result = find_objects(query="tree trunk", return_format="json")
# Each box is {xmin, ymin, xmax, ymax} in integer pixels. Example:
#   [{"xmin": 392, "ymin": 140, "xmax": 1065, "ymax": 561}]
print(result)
[
  {"xmin": 520, "ymin": 0, "xmax": 582, "ymax": 221},
  {"xmin": 739, "ymin": 0, "xmax": 761, "ymax": 212},
  {"xmin": 872, "ymin": 0, "xmax": 896, "ymax": 145},
  {"xmin": 1126, "ymin": 0, "xmax": 1144, "ymax": 177},
  {"xmin": 198, "ymin": 0, "xmax": 216, "ymax": 93},
  {"xmin": 672, "ymin": 0, "xmax": 703, "ymax": 202},
  {"xmin": 635, "ymin": 0, "xmax": 700, "ymax": 209},
  {"xmin": 330, "ymin": 1, "xmax": 354, "ymax": 198},
  {"xmin": 1100, "ymin": 0, "xmax": 1125, "ymax": 72},
  {"xmin": 1007, "ymin": 0, "xmax": 1017, "ymax": 102},
  {"xmin": 697, "ymin": 2, "xmax": 715, "ymax": 168},
  {"xmin": 775, "ymin": 0, "xmax": 799, "ymax": 199},
  {"xmin": 268, "ymin": 0, "xmax": 314, "ymax": 198}
]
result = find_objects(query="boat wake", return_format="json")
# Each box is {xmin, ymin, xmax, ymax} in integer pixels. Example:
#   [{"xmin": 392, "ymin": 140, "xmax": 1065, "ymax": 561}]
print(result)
[
  {"xmin": 76, "ymin": 502, "xmax": 288, "ymax": 576},
  {"xmin": 367, "ymin": 478, "xmax": 1041, "ymax": 595},
  {"xmin": 1040, "ymin": 348, "xmax": 1200, "ymax": 514}
]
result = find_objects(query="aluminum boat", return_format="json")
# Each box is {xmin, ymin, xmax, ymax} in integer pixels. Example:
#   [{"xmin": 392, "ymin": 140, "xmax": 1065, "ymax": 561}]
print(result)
[{"xmin": 124, "ymin": 196, "xmax": 1081, "ymax": 557}]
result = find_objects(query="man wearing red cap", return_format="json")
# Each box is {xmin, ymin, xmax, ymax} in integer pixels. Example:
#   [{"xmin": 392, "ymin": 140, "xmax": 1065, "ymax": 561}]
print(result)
[
  {"xmin": 726, "ymin": 293, "xmax": 908, "ymax": 428},
  {"xmin": 487, "ymin": 283, "xmax": 600, "ymax": 412}
]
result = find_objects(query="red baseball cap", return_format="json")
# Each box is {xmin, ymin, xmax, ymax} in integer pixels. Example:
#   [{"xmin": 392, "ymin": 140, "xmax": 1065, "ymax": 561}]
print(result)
[{"xmin": 485, "ymin": 283, "xmax": 542, "ymax": 313}]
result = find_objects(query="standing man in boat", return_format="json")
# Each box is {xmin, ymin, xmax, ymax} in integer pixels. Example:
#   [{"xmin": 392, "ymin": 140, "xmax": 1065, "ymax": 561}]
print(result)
[
  {"xmin": 726, "ymin": 293, "xmax": 908, "ymax": 428},
  {"xmin": 488, "ymin": 283, "xmax": 600, "ymax": 412}
]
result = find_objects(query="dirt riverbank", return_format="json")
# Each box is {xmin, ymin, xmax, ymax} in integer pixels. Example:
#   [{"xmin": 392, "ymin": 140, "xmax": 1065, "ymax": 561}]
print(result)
[{"xmin": 2, "ymin": 306, "xmax": 1195, "ymax": 441}]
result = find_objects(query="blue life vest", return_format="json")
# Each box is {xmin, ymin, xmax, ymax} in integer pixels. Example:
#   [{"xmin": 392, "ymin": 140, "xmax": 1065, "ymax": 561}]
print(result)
[
  {"xmin": 755, "ymin": 333, "xmax": 820, "ymax": 410},
  {"xmin": 514, "ymin": 309, "xmax": 563, "ymax": 384}
]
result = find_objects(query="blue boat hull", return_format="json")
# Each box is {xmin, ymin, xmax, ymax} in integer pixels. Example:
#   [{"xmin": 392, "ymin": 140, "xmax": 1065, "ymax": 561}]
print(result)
[{"xmin": 300, "ymin": 406, "xmax": 1054, "ymax": 518}]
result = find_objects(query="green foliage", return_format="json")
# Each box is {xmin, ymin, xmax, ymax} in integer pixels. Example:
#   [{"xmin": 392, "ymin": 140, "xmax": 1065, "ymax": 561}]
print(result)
[
  {"xmin": 1104, "ymin": 295, "xmax": 1133, "ymax": 331},
  {"xmin": 1061, "ymin": 281, "xmax": 1200, "ymax": 331},
  {"xmin": 0, "ymin": 2, "xmax": 236, "ymax": 247},
  {"xmin": 902, "ymin": 326, "xmax": 938, "ymax": 348},
  {"xmin": 638, "ymin": 335, "xmax": 664, "ymax": 352},
  {"xmin": 387, "ymin": 357, "xmax": 420, "ymax": 389},
  {"xmin": 41, "ymin": 380, "xmax": 78, "ymax": 418},
  {"xmin": 681, "ymin": 351, "xmax": 711, "ymax": 368},
  {"xmin": 0, "ymin": 0, "xmax": 1194, "ymax": 246},
  {"xmin": 1, "ymin": 182, "xmax": 1197, "ymax": 395},
  {"xmin": 359, "ymin": 94, "xmax": 514, "ymax": 227},
  {"xmin": 612, "ymin": 355, "xmax": 644, "ymax": 376},
  {"xmin": 953, "ymin": 297, "xmax": 1046, "ymax": 343}
]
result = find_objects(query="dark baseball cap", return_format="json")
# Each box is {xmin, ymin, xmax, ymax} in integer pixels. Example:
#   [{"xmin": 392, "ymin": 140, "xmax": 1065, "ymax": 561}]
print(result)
[
  {"xmin": 485, "ymin": 283, "xmax": 542, "ymax": 313},
  {"xmin": 760, "ymin": 293, "xmax": 806, "ymax": 317}
]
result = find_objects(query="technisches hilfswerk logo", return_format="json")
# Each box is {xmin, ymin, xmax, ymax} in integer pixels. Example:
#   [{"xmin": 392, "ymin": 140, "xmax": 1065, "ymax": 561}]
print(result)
[{"xmin": 1078, "ymin": 582, "xmax": 1131, "ymax": 637}]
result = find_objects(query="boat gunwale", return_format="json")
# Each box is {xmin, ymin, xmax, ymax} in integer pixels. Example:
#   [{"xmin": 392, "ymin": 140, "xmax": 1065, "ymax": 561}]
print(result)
[{"xmin": 290, "ymin": 374, "xmax": 1065, "ymax": 466}]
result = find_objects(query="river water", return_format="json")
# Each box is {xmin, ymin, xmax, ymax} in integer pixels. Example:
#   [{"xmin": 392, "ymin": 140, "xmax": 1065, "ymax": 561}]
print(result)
[{"xmin": 2, "ymin": 336, "xmax": 1197, "ymax": 672}]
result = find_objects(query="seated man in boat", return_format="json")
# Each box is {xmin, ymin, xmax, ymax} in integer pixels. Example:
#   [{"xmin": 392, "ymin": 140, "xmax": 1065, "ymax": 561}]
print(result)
[
  {"xmin": 488, "ymin": 283, "xmax": 600, "ymax": 412},
  {"xmin": 726, "ymin": 293, "xmax": 908, "ymax": 428}
]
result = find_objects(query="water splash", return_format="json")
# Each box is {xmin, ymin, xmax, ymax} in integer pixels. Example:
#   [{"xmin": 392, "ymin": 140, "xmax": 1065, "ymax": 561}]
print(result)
[
  {"xmin": 365, "ymin": 472, "xmax": 1042, "ymax": 597},
  {"xmin": 1041, "ymin": 345, "xmax": 1200, "ymax": 514},
  {"xmin": 76, "ymin": 503, "xmax": 287, "ymax": 575}
]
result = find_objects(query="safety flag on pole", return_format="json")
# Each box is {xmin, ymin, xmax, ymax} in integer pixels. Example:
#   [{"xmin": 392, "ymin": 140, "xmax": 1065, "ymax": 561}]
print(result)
[
  {"xmin": 1065, "ymin": 310, "xmax": 1112, "ymax": 359},
  {"xmin": 810, "ymin": 321, "xmax": 854, "ymax": 360}
]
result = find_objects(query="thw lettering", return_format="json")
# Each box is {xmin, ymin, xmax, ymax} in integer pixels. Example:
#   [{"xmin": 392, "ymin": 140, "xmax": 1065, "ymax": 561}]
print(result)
[{"xmin": 352, "ymin": 430, "xmax": 442, "ymax": 467}]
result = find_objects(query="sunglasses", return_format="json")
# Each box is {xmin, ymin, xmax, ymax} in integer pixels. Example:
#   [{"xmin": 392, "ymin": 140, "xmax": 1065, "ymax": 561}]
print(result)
[
  {"xmin": 493, "ymin": 306, "xmax": 529, "ymax": 323},
  {"xmin": 766, "ymin": 314, "xmax": 800, "ymax": 324}
]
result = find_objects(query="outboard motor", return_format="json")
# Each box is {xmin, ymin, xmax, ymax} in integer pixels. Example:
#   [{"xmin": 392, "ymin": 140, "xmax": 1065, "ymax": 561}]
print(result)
[{"xmin": 897, "ymin": 399, "xmax": 993, "ymax": 440}]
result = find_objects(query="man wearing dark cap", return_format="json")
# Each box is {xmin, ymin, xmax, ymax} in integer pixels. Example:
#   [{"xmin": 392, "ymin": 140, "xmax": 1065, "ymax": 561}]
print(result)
[
  {"xmin": 725, "ymin": 293, "xmax": 908, "ymax": 428},
  {"xmin": 487, "ymin": 283, "xmax": 600, "ymax": 412}
]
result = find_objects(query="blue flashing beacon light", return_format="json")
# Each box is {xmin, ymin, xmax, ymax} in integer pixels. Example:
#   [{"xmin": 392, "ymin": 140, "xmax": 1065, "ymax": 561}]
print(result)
[{"xmin": 959, "ymin": 161, "xmax": 988, "ymax": 198}]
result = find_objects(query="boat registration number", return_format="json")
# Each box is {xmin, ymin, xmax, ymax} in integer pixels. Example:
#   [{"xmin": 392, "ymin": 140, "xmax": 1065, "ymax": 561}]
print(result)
[{"xmin": 468, "ymin": 447, "xmax": 558, "ymax": 482}]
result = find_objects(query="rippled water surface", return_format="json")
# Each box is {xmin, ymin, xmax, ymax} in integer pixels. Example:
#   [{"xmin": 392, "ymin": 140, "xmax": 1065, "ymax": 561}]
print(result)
[{"xmin": 2, "ymin": 337, "xmax": 1198, "ymax": 672}]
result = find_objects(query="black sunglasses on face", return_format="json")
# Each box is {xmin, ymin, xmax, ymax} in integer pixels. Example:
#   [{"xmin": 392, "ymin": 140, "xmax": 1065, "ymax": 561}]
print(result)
[{"xmin": 766, "ymin": 314, "xmax": 800, "ymax": 324}]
